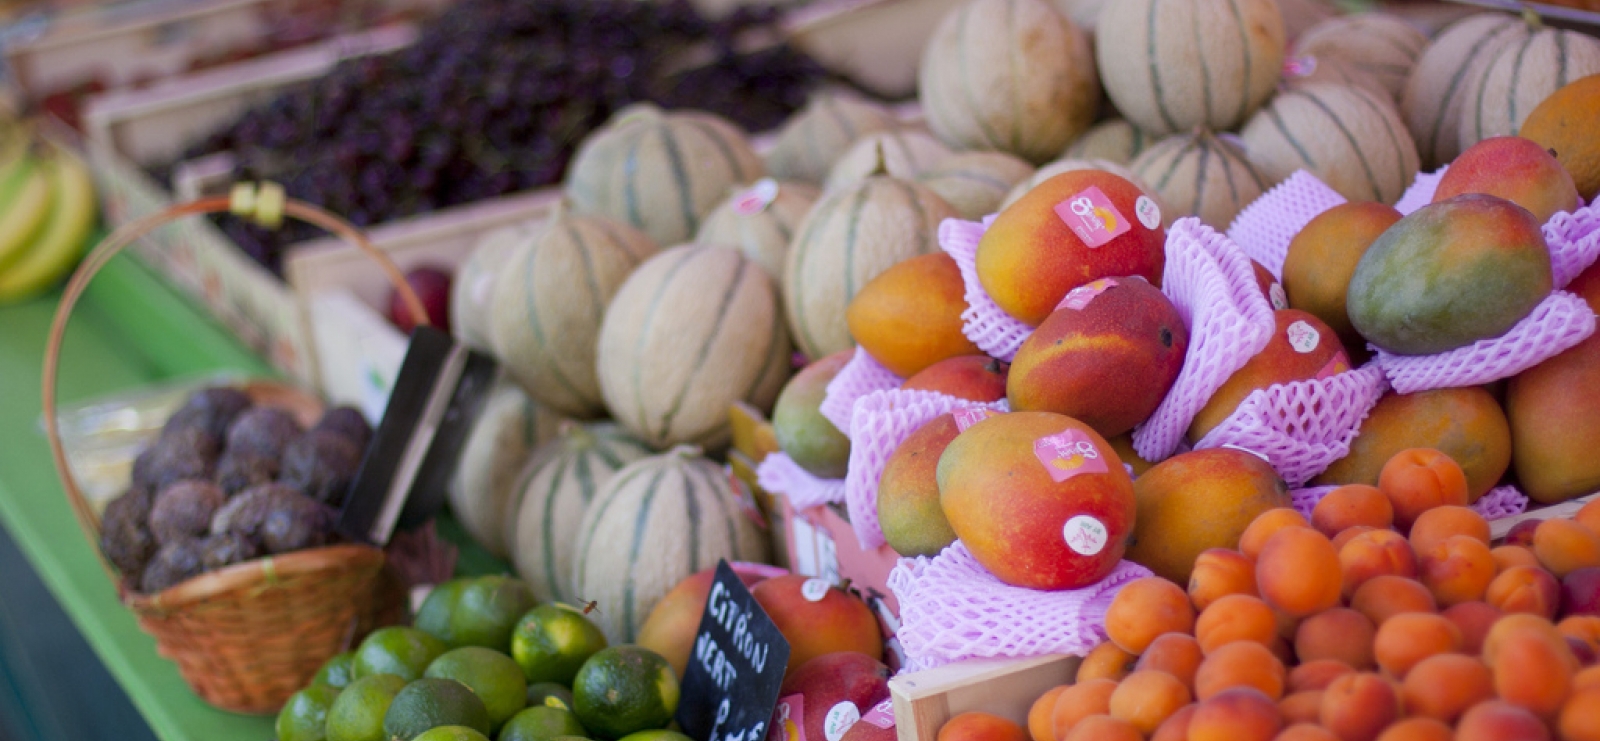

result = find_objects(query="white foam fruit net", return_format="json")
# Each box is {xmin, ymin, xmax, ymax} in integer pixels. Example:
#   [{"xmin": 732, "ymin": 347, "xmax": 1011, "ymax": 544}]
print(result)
[
  {"xmin": 1132, "ymin": 218, "xmax": 1277, "ymax": 462},
  {"xmin": 1373, "ymin": 291, "xmax": 1597, "ymax": 393},
  {"xmin": 887, "ymin": 542, "xmax": 1153, "ymax": 672},
  {"xmin": 1291, "ymin": 483, "xmax": 1529, "ymax": 522},
  {"xmin": 1546, "ymin": 202, "xmax": 1600, "ymax": 289},
  {"xmin": 940, "ymin": 215, "xmax": 1036, "ymax": 362},
  {"xmin": 755, "ymin": 452, "xmax": 847, "ymax": 510},
  {"xmin": 1226, "ymin": 170, "xmax": 1347, "ymax": 279},
  {"xmin": 843, "ymin": 390, "xmax": 1008, "ymax": 550},
  {"xmin": 1394, "ymin": 167, "xmax": 1446, "ymax": 216},
  {"xmin": 1194, "ymin": 363, "xmax": 1390, "ymax": 487},
  {"xmin": 820, "ymin": 347, "xmax": 903, "ymax": 434}
]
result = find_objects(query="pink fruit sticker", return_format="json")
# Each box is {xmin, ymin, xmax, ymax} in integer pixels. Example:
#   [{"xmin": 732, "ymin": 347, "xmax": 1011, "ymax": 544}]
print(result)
[
  {"xmin": 1063, "ymin": 515, "xmax": 1110, "ymax": 556},
  {"xmin": 1054, "ymin": 186, "xmax": 1131, "ymax": 248},
  {"xmin": 1284, "ymin": 55, "xmax": 1318, "ymax": 78},
  {"xmin": 733, "ymin": 178, "xmax": 781, "ymax": 216},
  {"xmin": 952, "ymin": 407, "xmax": 1001, "ymax": 432},
  {"xmin": 1286, "ymin": 320, "xmax": 1322, "ymax": 354},
  {"xmin": 1033, "ymin": 429, "xmax": 1110, "ymax": 482},
  {"xmin": 1056, "ymin": 277, "xmax": 1119, "ymax": 311},
  {"xmin": 1316, "ymin": 352, "xmax": 1351, "ymax": 380},
  {"xmin": 860, "ymin": 699, "xmax": 895, "ymax": 729},
  {"xmin": 772, "ymin": 695, "xmax": 806, "ymax": 741}
]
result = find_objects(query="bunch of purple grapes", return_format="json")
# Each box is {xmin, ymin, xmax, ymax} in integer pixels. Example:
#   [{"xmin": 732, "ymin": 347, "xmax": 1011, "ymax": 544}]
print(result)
[{"xmin": 178, "ymin": 0, "xmax": 832, "ymax": 275}]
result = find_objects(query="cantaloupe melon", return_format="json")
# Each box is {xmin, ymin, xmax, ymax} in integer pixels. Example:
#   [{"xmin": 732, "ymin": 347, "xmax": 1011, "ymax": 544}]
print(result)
[
  {"xmin": 694, "ymin": 178, "xmax": 820, "ymax": 281},
  {"xmin": 783, "ymin": 175, "xmax": 959, "ymax": 359},
  {"xmin": 508, "ymin": 422, "xmax": 653, "ymax": 604},
  {"xmin": 1282, "ymin": 52, "xmax": 1392, "ymax": 102},
  {"xmin": 915, "ymin": 150, "xmax": 1037, "ymax": 220},
  {"xmin": 1000, "ymin": 157, "xmax": 1156, "ymax": 209},
  {"xmin": 764, "ymin": 91, "xmax": 901, "ymax": 186},
  {"xmin": 448, "ymin": 379, "xmax": 566, "ymax": 558},
  {"xmin": 1275, "ymin": 0, "xmax": 1339, "ymax": 44},
  {"xmin": 1096, "ymin": 0, "xmax": 1287, "ymax": 137},
  {"xmin": 487, "ymin": 205, "xmax": 658, "ymax": 419},
  {"xmin": 1131, "ymin": 129, "xmax": 1269, "ymax": 229},
  {"xmin": 1457, "ymin": 24, "xmax": 1600, "ymax": 151},
  {"xmin": 1063, "ymin": 118, "xmax": 1152, "ymax": 164},
  {"xmin": 1291, "ymin": 13, "xmax": 1429, "ymax": 100},
  {"xmin": 572, "ymin": 446, "xmax": 769, "ymax": 642},
  {"xmin": 451, "ymin": 222, "xmax": 530, "ymax": 353},
  {"xmin": 564, "ymin": 104, "xmax": 765, "ymax": 246},
  {"xmin": 918, "ymin": 0, "xmax": 1100, "ymax": 163},
  {"xmin": 822, "ymin": 129, "xmax": 953, "ymax": 192},
  {"xmin": 1401, "ymin": 13, "xmax": 1527, "ymax": 170},
  {"xmin": 1240, "ymin": 83, "xmax": 1420, "ymax": 204},
  {"xmin": 597, "ymin": 244, "xmax": 793, "ymax": 450},
  {"xmin": 1052, "ymin": 0, "xmax": 1108, "ymax": 32}
]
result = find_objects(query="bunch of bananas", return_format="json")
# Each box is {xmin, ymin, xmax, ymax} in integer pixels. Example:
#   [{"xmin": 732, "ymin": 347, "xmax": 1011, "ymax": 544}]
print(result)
[{"xmin": 0, "ymin": 122, "xmax": 97, "ymax": 305}]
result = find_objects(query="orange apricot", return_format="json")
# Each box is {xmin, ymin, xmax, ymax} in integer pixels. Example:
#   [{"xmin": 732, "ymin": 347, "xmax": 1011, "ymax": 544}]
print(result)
[
  {"xmin": 1240, "ymin": 508, "xmax": 1311, "ymax": 561},
  {"xmin": 1330, "ymin": 525, "xmax": 1376, "ymax": 552},
  {"xmin": 1050, "ymin": 678, "xmax": 1117, "ymax": 741},
  {"xmin": 1277, "ymin": 691, "xmax": 1323, "ymax": 725},
  {"xmin": 1135, "ymin": 632, "xmax": 1204, "ymax": 690},
  {"xmin": 1311, "ymin": 484, "xmax": 1394, "ymax": 537},
  {"xmin": 1441, "ymin": 601, "xmax": 1502, "ymax": 654},
  {"xmin": 1558, "ymin": 687, "xmax": 1600, "ymax": 741},
  {"xmin": 1027, "ymin": 686, "xmax": 1068, "ymax": 741},
  {"xmin": 1485, "ymin": 564, "xmax": 1561, "ymax": 618},
  {"xmin": 1418, "ymin": 534, "xmax": 1497, "ymax": 607},
  {"xmin": 1275, "ymin": 724, "xmax": 1340, "ymax": 741},
  {"xmin": 1408, "ymin": 505, "xmax": 1490, "ymax": 554},
  {"xmin": 1455, "ymin": 700, "xmax": 1552, "ymax": 741},
  {"xmin": 1104, "ymin": 577, "xmax": 1195, "ymax": 654},
  {"xmin": 1294, "ymin": 608, "xmax": 1377, "ymax": 669},
  {"xmin": 1108, "ymin": 669, "xmax": 1191, "ymax": 735},
  {"xmin": 1196, "ymin": 593, "xmax": 1278, "ymax": 654},
  {"xmin": 1481, "ymin": 613, "xmax": 1573, "ymax": 667},
  {"xmin": 1400, "ymin": 652, "xmax": 1494, "ymax": 723},
  {"xmin": 1559, "ymin": 615, "xmax": 1600, "ymax": 657},
  {"xmin": 1338, "ymin": 528, "xmax": 1418, "ymax": 599},
  {"xmin": 1372, "ymin": 612, "xmax": 1462, "ymax": 678},
  {"xmin": 1187, "ymin": 687, "xmax": 1282, "ymax": 741},
  {"xmin": 1349, "ymin": 574, "xmax": 1437, "ymax": 626},
  {"xmin": 1319, "ymin": 672, "xmax": 1400, "ymax": 741},
  {"xmin": 1147, "ymin": 703, "xmax": 1195, "ymax": 741},
  {"xmin": 1377, "ymin": 447, "xmax": 1470, "ymax": 532},
  {"xmin": 1490, "ymin": 545, "xmax": 1540, "ymax": 573},
  {"xmin": 1059, "ymin": 714, "xmax": 1139, "ymax": 741},
  {"xmin": 1490, "ymin": 629, "xmax": 1575, "ymax": 719},
  {"xmin": 1533, "ymin": 517, "xmax": 1600, "ymax": 578},
  {"xmin": 938, "ymin": 712, "xmax": 1029, "ymax": 741},
  {"xmin": 1256, "ymin": 526, "xmax": 1343, "ymax": 617},
  {"xmin": 1579, "ymin": 665, "xmax": 1600, "ymax": 692},
  {"xmin": 1076, "ymin": 641, "xmax": 1137, "ymax": 683},
  {"xmin": 1288, "ymin": 659, "xmax": 1355, "ymax": 693},
  {"xmin": 1373, "ymin": 717, "xmax": 1453, "ymax": 741},
  {"xmin": 1188, "ymin": 548, "xmax": 1258, "ymax": 611},
  {"xmin": 1193, "ymin": 640, "xmax": 1286, "ymax": 701},
  {"xmin": 1576, "ymin": 498, "xmax": 1600, "ymax": 535}
]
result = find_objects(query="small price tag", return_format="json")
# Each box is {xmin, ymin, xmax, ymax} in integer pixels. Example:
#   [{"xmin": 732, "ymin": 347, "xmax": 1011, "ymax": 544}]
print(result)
[
  {"xmin": 1286, "ymin": 321, "xmax": 1322, "ymax": 354},
  {"xmin": 733, "ymin": 179, "xmax": 782, "ymax": 216},
  {"xmin": 1057, "ymin": 278, "xmax": 1119, "ymax": 311},
  {"xmin": 859, "ymin": 699, "xmax": 895, "ymax": 730},
  {"xmin": 1033, "ymin": 429, "xmax": 1110, "ymax": 483},
  {"xmin": 679, "ymin": 561, "xmax": 793, "ymax": 741},
  {"xmin": 1054, "ymin": 187, "xmax": 1131, "ymax": 248},
  {"xmin": 1316, "ymin": 353, "xmax": 1352, "ymax": 380},
  {"xmin": 952, "ymin": 407, "xmax": 1001, "ymax": 432}
]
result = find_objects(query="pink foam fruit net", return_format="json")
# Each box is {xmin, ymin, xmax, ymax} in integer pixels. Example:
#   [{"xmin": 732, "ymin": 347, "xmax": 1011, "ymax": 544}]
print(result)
[
  {"xmin": 1131, "ymin": 218, "xmax": 1277, "ymax": 462},
  {"xmin": 1374, "ymin": 291, "xmax": 1597, "ymax": 393},
  {"xmin": 1393, "ymin": 166, "xmax": 1446, "ymax": 216},
  {"xmin": 941, "ymin": 215, "xmax": 1037, "ymax": 362},
  {"xmin": 1226, "ymin": 170, "xmax": 1348, "ymax": 280},
  {"xmin": 887, "ymin": 542, "xmax": 1153, "ymax": 672},
  {"xmin": 843, "ymin": 389, "xmax": 1009, "ymax": 550},
  {"xmin": 819, "ymin": 347, "xmax": 903, "ymax": 435},
  {"xmin": 1291, "ymin": 484, "xmax": 1529, "ymax": 522},
  {"xmin": 1194, "ymin": 362, "xmax": 1390, "ymax": 487},
  {"xmin": 755, "ymin": 452, "xmax": 847, "ymax": 511}
]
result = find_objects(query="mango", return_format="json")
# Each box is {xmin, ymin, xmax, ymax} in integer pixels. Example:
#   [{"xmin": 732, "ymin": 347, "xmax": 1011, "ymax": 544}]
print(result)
[
  {"xmin": 900, "ymin": 355, "xmax": 1009, "ymax": 402},
  {"xmin": 846, "ymin": 253, "xmax": 981, "ymax": 378},
  {"xmin": 752, "ymin": 575, "xmax": 884, "ymax": 678},
  {"xmin": 1433, "ymin": 136, "xmax": 1579, "ymax": 224},
  {"xmin": 975, "ymin": 170, "xmax": 1166, "ymax": 326},
  {"xmin": 937, "ymin": 411, "xmax": 1136, "ymax": 590},
  {"xmin": 1505, "ymin": 260, "xmax": 1600, "ymax": 504},
  {"xmin": 1347, "ymin": 194, "xmax": 1552, "ymax": 355},
  {"xmin": 1281, "ymin": 201, "xmax": 1402, "ymax": 357},
  {"xmin": 1007, "ymin": 276, "xmax": 1188, "ymax": 437},
  {"xmin": 1127, "ymin": 448, "xmax": 1291, "ymax": 584},
  {"xmin": 772, "ymin": 351, "xmax": 854, "ymax": 478},
  {"xmin": 636, "ymin": 563, "xmax": 778, "ymax": 678},
  {"xmin": 1252, "ymin": 259, "xmax": 1287, "ymax": 310},
  {"xmin": 1189, "ymin": 309, "xmax": 1349, "ymax": 444},
  {"xmin": 877, "ymin": 413, "xmax": 972, "ymax": 558},
  {"xmin": 1311, "ymin": 387, "xmax": 1512, "ymax": 503},
  {"xmin": 778, "ymin": 653, "xmax": 891, "ymax": 741}
]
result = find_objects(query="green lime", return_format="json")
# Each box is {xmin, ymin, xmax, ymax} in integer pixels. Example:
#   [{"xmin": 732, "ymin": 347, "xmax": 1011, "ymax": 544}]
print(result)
[
  {"xmin": 615, "ymin": 731, "xmax": 693, "ymax": 741},
  {"xmin": 354, "ymin": 626, "xmax": 448, "ymax": 681},
  {"xmin": 571, "ymin": 646, "xmax": 680, "ymax": 740},
  {"xmin": 415, "ymin": 579, "xmax": 467, "ymax": 645},
  {"xmin": 383, "ymin": 677, "xmax": 492, "ymax": 740},
  {"xmin": 313, "ymin": 651, "xmax": 358, "ymax": 690},
  {"xmin": 326, "ymin": 673, "xmax": 407, "ymax": 741},
  {"xmin": 413, "ymin": 726, "xmax": 492, "ymax": 741},
  {"xmin": 512, "ymin": 604, "xmax": 609, "ymax": 686},
  {"xmin": 425, "ymin": 646, "xmax": 528, "ymax": 731},
  {"xmin": 275, "ymin": 684, "xmax": 340, "ymax": 741},
  {"xmin": 498, "ymin": 705, "xmax": 588, "ymax": 741},
  {"xmin": 526, "ymin": 682, "xmax": 576, "ymax": 712},
  {"xmin": 451, "ymin": 575, "xmax": 538, "ymax": 652}
]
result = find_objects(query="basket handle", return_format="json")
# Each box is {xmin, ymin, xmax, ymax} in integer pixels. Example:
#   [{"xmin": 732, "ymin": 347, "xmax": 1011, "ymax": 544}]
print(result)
[{"xmin": 41, "ymin": 184, "xmax": 430, "ymax": 553}]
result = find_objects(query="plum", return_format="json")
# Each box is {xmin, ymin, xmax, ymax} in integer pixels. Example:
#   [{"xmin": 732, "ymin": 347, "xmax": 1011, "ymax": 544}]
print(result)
[
  {"xmin": 1563, "ymin": 566, "xmax": 1600, "ymax": 618},
  {"xmin": 215, "ymin": 452, "xmax": 280, "ymax": 497},
  {"xmin": 312, "ymin": 406, "xmax": 373, "ymax": 451},
  {"xmin": 149, "ymin": 480, "xmax": 226, "ymax": 545},
  {"xmin": 388, "ymin": 265, "xmax": 452, "ymax": 335},
  {"xmin": 140, "ymin": 538, "xmax": 205, "ymax": 593},
  {"xmin": 100, "ymin": 489, "xmax": 155, "ymax": 576},
  {"xmin": 279, "ymin": 430, "xmax": 362, "ymax": 505},
  {"xmin": 198, "ymin": 531, "xmax": 260, "ymax": 571},
  {"xmin": 223, "ymin": 407, "xmax": 302, "ymax": 460}
]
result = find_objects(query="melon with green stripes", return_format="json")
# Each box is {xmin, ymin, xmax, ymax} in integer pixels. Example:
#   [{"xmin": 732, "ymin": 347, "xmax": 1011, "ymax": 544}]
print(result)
[
  {"xmin": 763, "ymin": 92, "xmax": 901, "ymax": 187},
  {"xmin": 1400, "ymin": 13, "xmax": 1528, "ymax": 170},
  {"xmin": 1274, "ymin": 0, "xmax": 1338, "ymax": 44},
  {"xmin": 1095, "ymin": 0, "xmax": 1287, "ymax": 137},
  {"xmin": 488, "ymin": 204, "xmax": 658, "ymax": 419},
  {"xmin": 783, "ymin": 175, "xmax": 959, "ymax": 359},
  {"xmin": 1131, "ymin": 129, "xmax": 1269, "ymax": 229},
  {"xmin": 449, "ymin": 379, "xmax": 568, "ymax": 558},
  {"xmin": 822, "ymin": 129, "xmax": 953, "ymax": 192},
  {"xmin": 1000, "ymin": 157, "xmax": 1158, "ymax": 210},
  {"xmin": 1063, "ymin": 118, "xmax": 1153, "ymax": 165},
  {"xmin": 1239, "ymin": 82, "xmax": 1420, "ymax": 204},
  {"xmin": 914, "ymin": 150, "xmax": 1036, "ymax": 220},
  {"xmin": 1456, "ymin": 25, "xmax": 1600, "ymax": 152},
  {"xmin": 571, "ymin": 445, "xmax": 769, "ymax": 642},
  {"xmin": 1290, "ymin": 12, "xmax": 1428, "ymax": 100},
  {"xmin": 918, "ymin": 0, "xmax": 1101, "ymax": 164},
  {"xmin": 563, "ymin": 104, "xmax": 765, "ymax": 246},
  {"xmin": 508, "ymin": 422, "xmax": 653, "ymax": 604},
  {"xmin": 1282, "ymin": 52, "xmax": 1391, "ymax": 103},
  {"xmin": 694, "ymin": 178, "xmax": 820, "ymax": 281},
  {"xmin": 597, "ymin": 244, "xmax": 793, "ymax": 450},
  {"xmin": 451, "ymin": 222, "xmax": 531, "ymax": 353}
]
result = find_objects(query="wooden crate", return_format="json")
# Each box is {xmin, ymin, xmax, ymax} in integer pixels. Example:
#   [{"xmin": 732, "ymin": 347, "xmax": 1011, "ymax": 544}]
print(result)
[
  {"xmin": 889, "ymin": 655, "xmax": 1081, "ymax": 741},
  {"xmin": 1489, "ymin": 492, "xmax": 1600, "ymax": 540}
]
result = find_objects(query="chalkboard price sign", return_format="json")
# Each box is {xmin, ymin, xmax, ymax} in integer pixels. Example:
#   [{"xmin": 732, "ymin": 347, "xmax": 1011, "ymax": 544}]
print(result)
[{"xmin": 676, "ymin": 560, "xmax": 792, "ymax": 741}]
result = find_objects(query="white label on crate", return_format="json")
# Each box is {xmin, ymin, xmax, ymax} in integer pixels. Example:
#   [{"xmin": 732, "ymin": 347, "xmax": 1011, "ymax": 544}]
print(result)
[
  {"xmin": 802, "ymin": 578, "xmax": 831, "ymax": 602},
  {"xmin": 824, "ymin": 702, "xmax": 861, "ymax": 741},
  {"xmin": 1136, "ymin": 195, "xmax": 1162, "ymax": 230},
  {"xmin": 1063, "ymin": 515, "xmax": 1109, "ymax": 556},
  {"xmin": 1287, "ymin": 320, "xmax": 1321, "ymax": 354}
]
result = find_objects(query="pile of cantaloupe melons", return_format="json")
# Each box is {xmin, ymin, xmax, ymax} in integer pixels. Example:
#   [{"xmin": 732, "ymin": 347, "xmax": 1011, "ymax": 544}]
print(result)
[{"xmin": 434, "ymin": 0, "xmax": 1600, "ymax": 655}]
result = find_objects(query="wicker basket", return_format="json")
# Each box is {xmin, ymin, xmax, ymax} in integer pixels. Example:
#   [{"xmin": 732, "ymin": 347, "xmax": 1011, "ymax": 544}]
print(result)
[{"xmin": 40, "ymin": 185, "xmax": 426, "ymax": 715}]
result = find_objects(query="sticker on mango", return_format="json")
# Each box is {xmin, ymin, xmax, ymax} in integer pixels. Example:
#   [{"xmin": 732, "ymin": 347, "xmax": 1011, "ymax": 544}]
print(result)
[
  {"xmin": 1033, "ymin": 429, "xmax": 1109, "ymax": 482},
  {"xmin": 1054, "ymin": 187, "xmax": 1130, "ymax": 248}
]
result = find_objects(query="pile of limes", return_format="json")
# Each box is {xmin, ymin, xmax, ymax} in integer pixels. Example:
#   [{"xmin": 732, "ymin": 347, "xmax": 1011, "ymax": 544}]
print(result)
[{"xmin": 276, "ymin": 574, "xmax": 690, "ymax": 741}]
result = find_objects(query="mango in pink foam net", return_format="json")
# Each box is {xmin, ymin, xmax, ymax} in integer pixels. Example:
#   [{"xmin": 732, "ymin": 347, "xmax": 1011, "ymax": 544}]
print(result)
[
  {"xmin": 940, "ymin": 216, "xmax": 1035, "ymax": 363},
  {"xmin": 1373, "ymin": 290, "xmax": 1597, "ymax": 393},
  {"xmin": 756, "ymin": 452, "xmax": 846, "ymax": 511},
  {"xmin": 1226, "ymin": 170, "xmax": 1347, "ymax": 279},
  {"xmin": 819, "ymin": 347, "xmax": 902, "ymax": 435}
]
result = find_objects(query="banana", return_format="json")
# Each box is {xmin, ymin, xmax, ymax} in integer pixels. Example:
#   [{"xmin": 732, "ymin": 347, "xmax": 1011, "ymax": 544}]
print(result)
[
  {"xmin": 0, "ymin": 143, "xmax": 97, "ymax": 304},
  {"xmin": 0, "ymin": 147, "xmax": 52, "ymax": 272}
]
